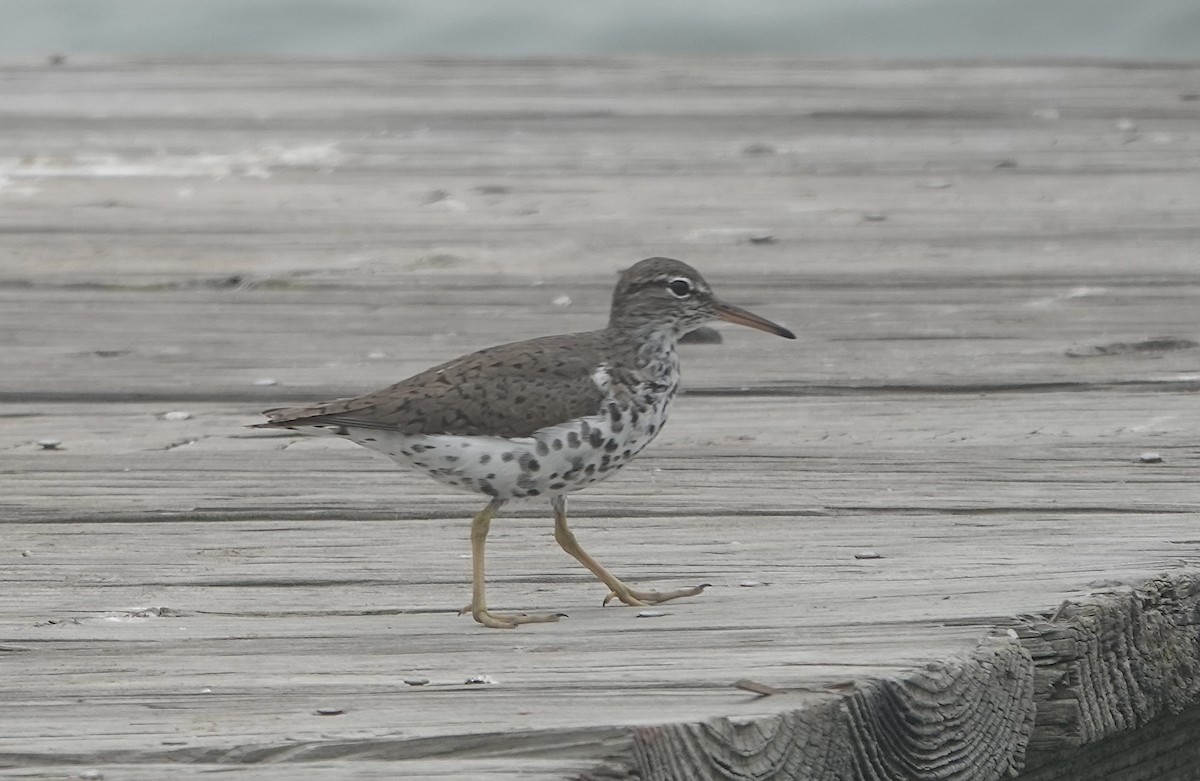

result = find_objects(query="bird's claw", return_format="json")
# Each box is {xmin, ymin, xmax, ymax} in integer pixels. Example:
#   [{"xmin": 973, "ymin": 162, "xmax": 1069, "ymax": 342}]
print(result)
[
  {"xmin": 460, "ymin": 604, "xmax": 566, "ymax": 629},
  {"xmin": 602, "ymin": 582, "xmax": 711, "ymax": 607}
]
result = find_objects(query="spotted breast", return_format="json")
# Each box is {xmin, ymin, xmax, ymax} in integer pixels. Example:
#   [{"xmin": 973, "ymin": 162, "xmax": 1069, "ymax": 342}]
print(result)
[{"xmin": 293, "ymin": 350, "xmax": 680, "ymax": 501}]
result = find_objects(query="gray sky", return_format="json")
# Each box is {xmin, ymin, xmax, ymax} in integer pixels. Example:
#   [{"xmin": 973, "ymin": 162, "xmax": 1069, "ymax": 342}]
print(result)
[{"xmin": 2, "ymin": 0, "xmax": 1198, "ymax": 58}]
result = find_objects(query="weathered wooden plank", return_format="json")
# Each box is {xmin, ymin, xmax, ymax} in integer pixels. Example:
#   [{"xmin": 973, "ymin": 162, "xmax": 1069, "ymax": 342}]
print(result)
[
  {"xmin": 0, "ymin": 763, "xmax": 592, "ymax": 781},
  {"xmin": 2, "ymin": 59, "xmax": 1200, "ymax": 287},
  {"xmin": 1018, "ymin": 704, "xmax": 1200, "ymax": 781},
  {"xmin": 4, "ymin": 277, "xmax": 1200, "ymax": 398},
  {"xmin": 3, "ymin": 396, "xmax": 1198, "ymax": 778},
  {"xmin": 6, "ymin": 392, "xmax": 1200, "ymax": 513},
  {"xmin": 2, "ymin": 58, "xmax": 1200, "ymax": 779}
]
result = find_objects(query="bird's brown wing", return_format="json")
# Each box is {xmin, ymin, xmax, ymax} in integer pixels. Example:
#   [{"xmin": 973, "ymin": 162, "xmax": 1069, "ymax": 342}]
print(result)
[{"xmin": 255, "ymin": 331, "xmax": 610, "ymax": 438}]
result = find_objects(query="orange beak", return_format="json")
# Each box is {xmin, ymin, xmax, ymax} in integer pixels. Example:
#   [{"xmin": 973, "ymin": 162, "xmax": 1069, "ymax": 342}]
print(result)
[{"xmin": 714, "ymin": 300, "xmax": 795, "ymax": 339}]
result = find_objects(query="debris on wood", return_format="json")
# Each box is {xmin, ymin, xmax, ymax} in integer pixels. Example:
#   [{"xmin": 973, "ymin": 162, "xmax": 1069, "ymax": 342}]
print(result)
[
  {"xmin": 734, "ymin": 679, "xmax": 787, "ymax": 697},
  {"xmin": 464, "ymin": 675, "xmax": 498, "ymax": 685}
]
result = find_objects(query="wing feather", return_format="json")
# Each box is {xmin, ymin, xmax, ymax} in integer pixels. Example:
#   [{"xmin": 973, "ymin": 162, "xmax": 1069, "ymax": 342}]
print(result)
[{"xmin": 255, "ymin": 331, "xmax": 610, "ymax": 438}]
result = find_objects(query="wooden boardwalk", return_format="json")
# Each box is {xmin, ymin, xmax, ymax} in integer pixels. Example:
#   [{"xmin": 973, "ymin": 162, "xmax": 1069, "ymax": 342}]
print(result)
[{"xmin": 2, "ymin": 58, "xmax": 1200, "ymax": 780}]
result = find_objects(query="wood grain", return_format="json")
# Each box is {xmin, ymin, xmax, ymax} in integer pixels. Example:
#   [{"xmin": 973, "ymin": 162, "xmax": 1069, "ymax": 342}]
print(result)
[{"xmin": 2, "ymin": 57, "xmax": 1199, "ymax": 780}]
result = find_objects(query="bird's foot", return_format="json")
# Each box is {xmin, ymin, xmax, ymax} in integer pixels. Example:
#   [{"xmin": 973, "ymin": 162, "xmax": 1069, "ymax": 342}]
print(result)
[
  {"xmin": 602, "ymin": 582, "xmax": 711, "ymax": 607},
  {"xmin": 459, "ymin": 604, "xmax": 565, "ymax": 629}
]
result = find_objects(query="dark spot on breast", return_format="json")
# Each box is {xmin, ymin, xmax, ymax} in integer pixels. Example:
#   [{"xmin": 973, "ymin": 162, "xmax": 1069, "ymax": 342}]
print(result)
[
  {"xmin": 501, "ymin": 452, "xmax": 515, "ymax": 462},
  {"xmin": 610, "ymin": 419, "xmax": 624, "ymax": 433},
  {"xmin": 479, "ymin": 453, "xmax": 491, "ymax": 464},
  {"xmin": 552, "ymin": 438, "xmax": 563, "ymax": 450},
  {"xmin": 445, "ymin": 455, "xmax": 459, "ymax": 464},
  {"xmin": 414, "ymin": 461, "xmax": 428, "ymax": 468},
  {"xmin": 519, "ymin": 453, "xmax": 541, "ymax": 472},
  {"xmin": 604, "ymin": 439, "xmax": 619, "ymax": 452},
  {"xmin": 585, "ymin": 464, "xmax": 596, "ymax": 476},
  {"xmin": 480, "ymin": 481, "xmax": 497, "ymax": 497},
  {"xmin": 646, "ymin": 424, "xmax": 657, "ymax": 436},
  {"xmin": 363, "ymin": 437, "xmax": 377, "ymax": 442},
  {"xmin": 589, "ymin": 430, "xmax": 604, "ymax": 449},
  {"xmin": 549, "ymin": 482, "xmax": 566, "ymax": 490},
  {"xmin": 607, "ymin": 403, "xmax": 621, "ymax": 421},
  {"xmin": 567, "ymin": 431, "xmax": 581, "ymax": 448},
  {"xmin": 630, "ymin": 409, "xmax": 639, "ymax": 425},
  {"xmin": 536, "ymin": 440, "xmax": 549, "ymax": 456},
  {"xmin": 564, "ymin": 457, "xmax": 584, "ymax": 480},
  {"xmin": 526, "ymin": 489, "xmax": 540, "ymax": 497},
  {"xmin": 580, "ymin": 421, "xmax": 591, "ymax": 437}
]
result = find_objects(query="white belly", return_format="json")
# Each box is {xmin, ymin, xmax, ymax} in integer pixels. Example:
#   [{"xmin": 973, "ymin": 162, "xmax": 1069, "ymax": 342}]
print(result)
[{"xmin": 301, "ymin": 394, "xmax": 672, "ymax": 500}]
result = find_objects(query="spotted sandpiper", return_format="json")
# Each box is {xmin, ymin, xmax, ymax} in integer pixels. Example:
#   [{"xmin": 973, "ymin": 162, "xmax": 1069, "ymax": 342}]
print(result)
[{"xmin": 255, "ymin": 257, "xmax": 794, "ymax": 628}]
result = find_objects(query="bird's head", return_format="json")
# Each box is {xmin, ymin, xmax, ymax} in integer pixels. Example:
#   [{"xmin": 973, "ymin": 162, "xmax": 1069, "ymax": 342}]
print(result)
[{"xmin": 609, "ymin": 257, "xmax": 795, "ymax": 341}]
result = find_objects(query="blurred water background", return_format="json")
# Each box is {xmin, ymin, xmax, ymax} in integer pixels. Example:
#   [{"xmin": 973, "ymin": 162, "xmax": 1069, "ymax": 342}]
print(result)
[{"xmin": 2, "ymin": 0, "xmax": 1199, "ymax": 58}]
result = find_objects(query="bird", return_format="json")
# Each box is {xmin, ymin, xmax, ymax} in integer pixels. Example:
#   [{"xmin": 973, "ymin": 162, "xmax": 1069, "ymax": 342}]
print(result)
[{"xmin": 254, "ymin": 257, "xmax": 794, "ymax": 628}]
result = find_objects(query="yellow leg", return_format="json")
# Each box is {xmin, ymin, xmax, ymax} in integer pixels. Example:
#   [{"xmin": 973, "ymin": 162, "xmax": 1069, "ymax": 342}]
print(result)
[
  {"xmin": 463, "ymin": 499, "xmax": 562, "ymax": 629},
  {"xmin": 551, "ymin": 496, "xmax": 709, "ymax": 607}
]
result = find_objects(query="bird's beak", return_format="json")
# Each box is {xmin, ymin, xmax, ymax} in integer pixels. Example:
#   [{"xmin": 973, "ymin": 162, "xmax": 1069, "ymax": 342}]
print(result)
[{"xmin": 714, "ymin": 300, "xmax": 796, "ymax": 339}]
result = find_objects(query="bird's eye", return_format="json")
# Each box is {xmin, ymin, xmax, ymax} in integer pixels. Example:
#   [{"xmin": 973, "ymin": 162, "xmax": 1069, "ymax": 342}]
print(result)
[{"xmin": 666, "ymin": 278, "xmax": 693, "ymax": 298}]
